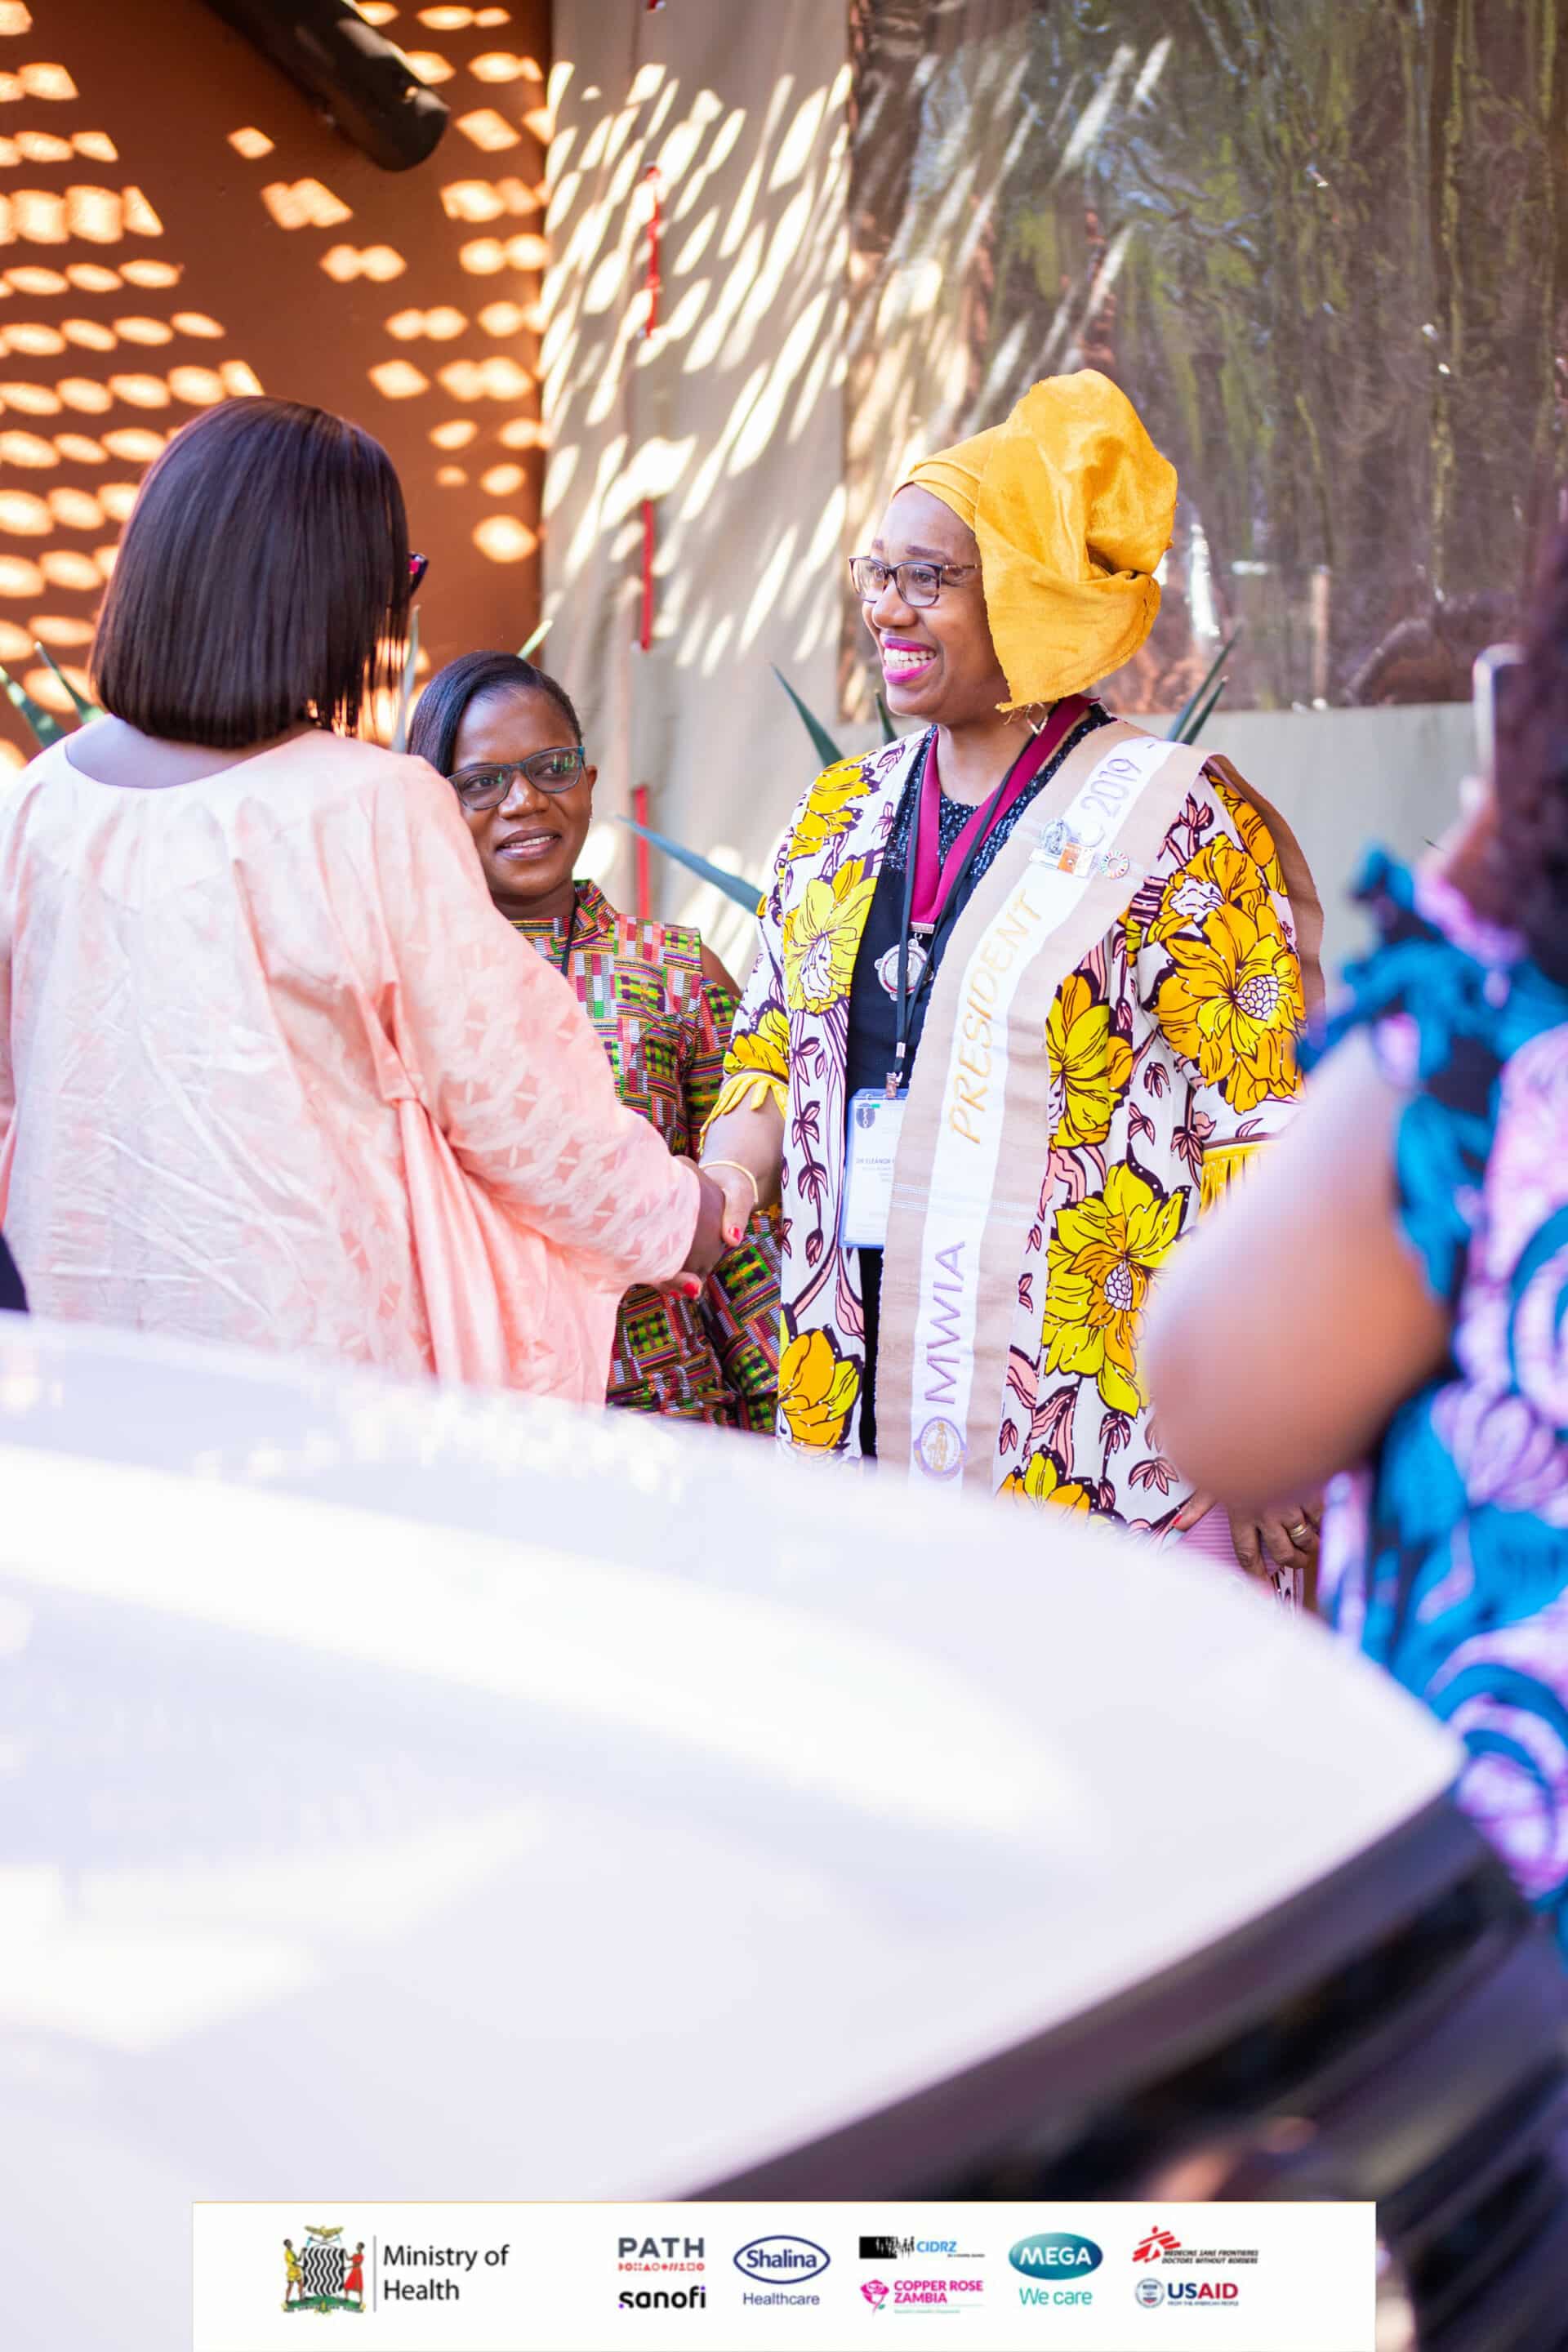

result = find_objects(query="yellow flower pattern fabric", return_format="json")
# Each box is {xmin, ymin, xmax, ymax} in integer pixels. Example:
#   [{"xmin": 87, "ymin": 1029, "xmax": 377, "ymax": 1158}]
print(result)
[
  {"xmin": 1045, "ymin": 971, "xmax": 1133, "ymax": 1148},
  {"xmin": 777, "ymin": 1321, "xmax": 861, "ymax": 1450},
  {"xmin": 719, "ymin": 726, "xmax": 1306, "ymax": 1526},
  {"xmin": 782, "ymin": 857, "xmax": 878, "ymax": 1013},
  {"xmin": 1000, "ymin": 1446, "xmax": 1093, "ymax": 1511},
  {"xmin": 1152, "ymin": 901, "xmax": 1303, "ymax": 1113},
  {"xmin": 1040, "ymin": 1161, "xmax": 1187, "ymax": 1414}
]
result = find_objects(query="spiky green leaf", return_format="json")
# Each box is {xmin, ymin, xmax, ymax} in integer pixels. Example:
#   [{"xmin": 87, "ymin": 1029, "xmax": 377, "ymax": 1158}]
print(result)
[
  {"xmin": 32, "ymin": 642, "xmax": 100, "ymax": 724},
  {"xmin": 1178, "ymin": 670, "xmax": 1228, "ymax": 744},
  {"xmin": 0, "ymin": 662, "xmax": 65, "ymax": 748},
  {"xmin": 771, "ymin": 665, "xmax": 843, "ymax": 770},
  {"xmin": 616, "ymin": 814, "xmax": 760, "ymax": 912},
  {"xmin": 1166, "ymin": 632, "xmax": 1236, "ymax": 743},
  {"xmin": 390, "ymin": 607, "xmax": 421, "ymax": 755}
]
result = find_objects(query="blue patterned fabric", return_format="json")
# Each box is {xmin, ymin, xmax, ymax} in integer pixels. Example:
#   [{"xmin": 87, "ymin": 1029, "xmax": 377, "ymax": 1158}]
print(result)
[{"xmin": 1318, "ymin": 852, "xmax": 1568, "ymax": 1952}]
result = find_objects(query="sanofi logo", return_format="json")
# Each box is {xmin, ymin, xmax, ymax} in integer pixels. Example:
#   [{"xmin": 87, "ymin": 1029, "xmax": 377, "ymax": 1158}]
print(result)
[
  {"xmin": 1009, "ymin": 2233, "xmax": 1103, "ymax": 2277},
  {"xmin": 733, "ymin": 2236, "xmax": 831, "ymax": 2283}
]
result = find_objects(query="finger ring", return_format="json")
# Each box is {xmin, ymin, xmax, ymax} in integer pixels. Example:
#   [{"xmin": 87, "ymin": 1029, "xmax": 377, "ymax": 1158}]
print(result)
[{"xmin": 1288, "ymin": 1521, "xmax": 1310, "ymax": 1543}]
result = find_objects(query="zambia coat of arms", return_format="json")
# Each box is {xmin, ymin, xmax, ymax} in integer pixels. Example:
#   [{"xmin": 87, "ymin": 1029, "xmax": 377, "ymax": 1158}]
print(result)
[{"xmin": 283, "ymin": 2225, "xmax": 366, "ymax": 2314}]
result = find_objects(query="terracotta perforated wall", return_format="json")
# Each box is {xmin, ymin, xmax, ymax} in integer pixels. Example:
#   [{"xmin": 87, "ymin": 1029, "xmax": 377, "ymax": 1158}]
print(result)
[{"xmin": 0, "ymin": 0, "xmax": 549, "ymax": 768}]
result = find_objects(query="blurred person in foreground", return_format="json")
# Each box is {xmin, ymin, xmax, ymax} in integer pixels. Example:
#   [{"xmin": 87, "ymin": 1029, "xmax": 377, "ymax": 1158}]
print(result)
[
  {"xmin": 1146, "ymin": 538, "xmax": 1568, "ymax": 1945},
  {"xmin": 700, "ymin": 369, "xmax": 1323, "ymax": 1592},
  {"xmin": 0, "ymin": 398, "xmax": 723, "ymax": 1397},
  {"xmin": 410, "ymin": 651, "xmax": 779, "ymax": 1430}
]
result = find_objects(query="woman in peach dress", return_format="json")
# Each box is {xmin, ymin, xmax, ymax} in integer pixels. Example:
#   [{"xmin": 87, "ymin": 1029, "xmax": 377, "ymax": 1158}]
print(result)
[{"xmin": 0, "ymin": 399, "xmax": 722, "ymax": 1399}]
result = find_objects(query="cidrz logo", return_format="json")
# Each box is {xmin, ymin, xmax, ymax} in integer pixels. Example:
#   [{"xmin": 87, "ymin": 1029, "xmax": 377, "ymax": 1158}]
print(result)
[
  {"xmin": 734, "ymin": 2235, "xmax": 831, "ymax": 2302},
  {"xmin": 617, "ymin": 2285, "xmax": 706, "ymax": 2312},
  {"xmin": 859, "ymin": 2237, "xmax": 960, "ymax": 2260},
  {"xmin": 1134, "ymin": 2225, "xmax": 1182, "ymax": 2263},
  {"xmin": 1009, "ymin": 2232, "xmax": 1102, "ymax": 2309},
  {"xmin": 283, "ymin": 2225, "xmax": 364, "ymax": 2315}
]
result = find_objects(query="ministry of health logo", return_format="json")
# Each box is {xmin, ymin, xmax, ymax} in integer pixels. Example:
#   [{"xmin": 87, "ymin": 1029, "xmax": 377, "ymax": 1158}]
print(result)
[{"xmin": 283, "ymin": 2225, "xmax": 366, "ymax": 2314}]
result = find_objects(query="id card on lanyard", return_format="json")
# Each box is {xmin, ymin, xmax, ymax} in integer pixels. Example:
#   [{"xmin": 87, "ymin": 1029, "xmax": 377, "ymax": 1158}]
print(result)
[{"xmin": 840, "ymin": 702, "xmax": 1086, "ymax": 1251}]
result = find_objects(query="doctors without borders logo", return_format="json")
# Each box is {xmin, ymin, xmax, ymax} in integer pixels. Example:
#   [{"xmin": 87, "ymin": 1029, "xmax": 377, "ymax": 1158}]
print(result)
[
  {"xmin": 734, "ymin": 2234, "xmax": 830, "ymax": 2308},
  {"xmin": 1009, "ymin": 2230, "xmax": 1102, "ymax": 2310},
  {"xmin": 1132, "ymin": 2221, "xmax": 1254, "ymax": 2306}
]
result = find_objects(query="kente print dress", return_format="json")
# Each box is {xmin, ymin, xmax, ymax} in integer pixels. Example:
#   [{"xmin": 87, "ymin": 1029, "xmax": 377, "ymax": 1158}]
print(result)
[
  {"xmin": 511, "ymin": 880, "xmax": 780, "ymax": 1429},
  {"xmin": 1319, "ymin": 854, "xmax": 1568, "ymax": 1949}
]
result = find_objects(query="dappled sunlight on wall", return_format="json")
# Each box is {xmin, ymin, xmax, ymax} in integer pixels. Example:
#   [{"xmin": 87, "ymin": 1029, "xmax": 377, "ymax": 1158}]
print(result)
[
  {"xmin": 543, "ymin": 4, "xmax": 849, "ymax": 951},
  {"xmin": 846, "ymin": 0, "xmax": 1568, "ymax": 714},
  {"xmin": 0, "ymin": 0, "xmax": 548, "ymax": 766}
]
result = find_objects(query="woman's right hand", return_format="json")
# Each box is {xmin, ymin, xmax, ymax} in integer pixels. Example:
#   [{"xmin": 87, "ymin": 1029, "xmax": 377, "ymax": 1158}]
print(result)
[{"xmin": 677, "ymin": 1166, "xmax": 730, "ymax": 1286}]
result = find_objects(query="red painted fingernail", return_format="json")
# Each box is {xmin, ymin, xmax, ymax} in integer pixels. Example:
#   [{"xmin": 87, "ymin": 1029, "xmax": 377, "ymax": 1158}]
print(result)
[{"xmin": 724, "ymin": 1224, "xmax": 742, "ymax": 1245}]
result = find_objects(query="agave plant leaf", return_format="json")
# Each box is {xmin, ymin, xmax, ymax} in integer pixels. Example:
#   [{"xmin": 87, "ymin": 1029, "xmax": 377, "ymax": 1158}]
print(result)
[
  {"xmin": 0, "ymin": 661, "xmax": 65, "ymax": 749},
  {"xmin": 1165, "ymin": 632, "xmax": 1236, "ymax": 744},
  {"xmin": 875, "ymin": 692, "xmax": 898, "ymax": 745},
  {"xmin": 1181, "ymin": 670, "xmax": 1229, "ymax": 746},
  {"xmin": 771, "ymin": 664, "xmax": 843, "ymax": 770},
  {"xmin": 390, "ymin": 607, "xmax": 421, "ymax": 755},
  {"xmin": 519, "ymin": 617, "xmax": 549, "ymax": 660},
  {"xmin": 616, "ymin": 814, "xmax": 760, "ymax": 913},
  {"xmin": 32, "ymin": 642, "xmax": 100, "ymax": 724}
]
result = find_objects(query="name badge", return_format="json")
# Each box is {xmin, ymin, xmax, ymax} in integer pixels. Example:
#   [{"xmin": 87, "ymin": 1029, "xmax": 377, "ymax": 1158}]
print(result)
[{"xmin": 840, "ymin": 1088, "xmax": 907, "ymax": 1249}]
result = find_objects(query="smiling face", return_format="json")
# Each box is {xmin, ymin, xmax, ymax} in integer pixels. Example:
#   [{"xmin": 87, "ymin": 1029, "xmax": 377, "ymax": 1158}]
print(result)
[
  {"xmin": 450, "ymin": 684, "xmax": 596, "ymax": 923},
  {"xmin": 863, "ymin": 483, "xmax": 1010, "ymax": 728}
]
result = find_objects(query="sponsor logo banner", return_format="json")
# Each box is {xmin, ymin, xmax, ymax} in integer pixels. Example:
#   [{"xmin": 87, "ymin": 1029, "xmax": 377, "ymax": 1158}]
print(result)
[{"xmin": 194, "ymin": 2200, "xmax": 1374, "ymax": 2350}]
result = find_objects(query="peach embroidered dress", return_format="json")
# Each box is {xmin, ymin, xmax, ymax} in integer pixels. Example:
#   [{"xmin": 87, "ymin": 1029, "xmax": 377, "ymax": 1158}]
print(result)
[{"xmin": 0, "ymin": 730, "xmax": 698, "ymax": 1401}]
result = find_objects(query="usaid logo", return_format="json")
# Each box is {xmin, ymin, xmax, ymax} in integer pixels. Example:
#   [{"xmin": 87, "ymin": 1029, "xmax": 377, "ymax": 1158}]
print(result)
[
  {"xmin": 734, "ymin": 2236, "xmax": 831, "ymax": 2283},
  {"xmin": 1009, "ymin": 2232, "xmax": 1103, "ymax": 2277}
]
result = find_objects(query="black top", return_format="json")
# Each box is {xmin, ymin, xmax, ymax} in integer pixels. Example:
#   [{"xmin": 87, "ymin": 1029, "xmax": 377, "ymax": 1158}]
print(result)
[
  {"xmin": 844, "ymin": 703, "xmax": 1110, "ymax": 1453},
  {"xmin": 0, "ymin": 1231, "xmax": 25, "ymax": 1316}
]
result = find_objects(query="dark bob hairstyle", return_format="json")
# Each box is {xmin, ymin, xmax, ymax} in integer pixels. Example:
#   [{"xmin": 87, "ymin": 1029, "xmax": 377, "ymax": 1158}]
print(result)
[
  {"xmin": 408, "ymin": 649, "xmax": 583, "ymax": 777},
  {"xmin": 91, "ymin": 396, "xmax": 410, "ymax": 747}
]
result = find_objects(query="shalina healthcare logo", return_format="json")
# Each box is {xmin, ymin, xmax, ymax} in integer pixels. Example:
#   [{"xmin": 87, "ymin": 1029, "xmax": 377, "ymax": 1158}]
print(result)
[
  {"xmin": 1009, "ymin": 2231, "xmax": 1102, "ymax": 2309},
  {"xmin": 734, "ymin": 2235, "xmax": 831, "ymax": 2309}
]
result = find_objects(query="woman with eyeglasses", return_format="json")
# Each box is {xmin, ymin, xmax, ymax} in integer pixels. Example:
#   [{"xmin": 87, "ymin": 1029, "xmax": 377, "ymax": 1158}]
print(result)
[
  {"xmin": 700, "ymin": 369, "xmax": 1323, "ymax": 1587},
  {"xmin": 0, "ymin": 398, "xmax": 723, "ymax": 1395},
  {"xmin": 410, "ymin": 651, "xmax": 779, "ymax": 1431}
]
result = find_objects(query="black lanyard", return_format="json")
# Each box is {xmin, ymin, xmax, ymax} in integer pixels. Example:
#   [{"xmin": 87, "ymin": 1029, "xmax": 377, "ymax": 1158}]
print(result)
[
  {"xmin": 556, "ymin": 885, "xmax": 579, "ymax": 978},
  {"xmin": 887, "ymin": 729, "xmax": 1040, "ymax": 1097}
]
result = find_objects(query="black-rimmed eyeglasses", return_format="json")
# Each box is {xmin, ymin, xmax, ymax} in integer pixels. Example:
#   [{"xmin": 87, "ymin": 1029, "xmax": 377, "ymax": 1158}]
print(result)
[
  {"xmin": 449, "ymin": 746, "xmax": 586, "ymax": 810},
  {"xmin": 849, "ymin": 554, "xmax": 979, "ymax": 608}
]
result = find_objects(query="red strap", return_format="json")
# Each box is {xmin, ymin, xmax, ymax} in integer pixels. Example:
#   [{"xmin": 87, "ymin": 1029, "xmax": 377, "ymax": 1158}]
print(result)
[{"xmin": 911, "ymin": 696, "xmax": 1087, "ymax": 927}]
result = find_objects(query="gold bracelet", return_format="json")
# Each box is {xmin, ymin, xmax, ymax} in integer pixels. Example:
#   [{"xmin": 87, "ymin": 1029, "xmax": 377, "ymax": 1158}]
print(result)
[{"xmin": 701, "ymin": 1157, "xmax": 760, "ymax": 1208}]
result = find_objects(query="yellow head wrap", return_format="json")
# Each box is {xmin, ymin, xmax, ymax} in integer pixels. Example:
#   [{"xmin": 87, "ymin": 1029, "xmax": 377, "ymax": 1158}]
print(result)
[{"xmin": 902, "ymin": 370, "xmax": 1176, "ymax": 710}]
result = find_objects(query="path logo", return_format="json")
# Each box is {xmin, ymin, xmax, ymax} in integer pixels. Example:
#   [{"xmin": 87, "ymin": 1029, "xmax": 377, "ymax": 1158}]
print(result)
[
  {"xmin": 283, "ymin": 2225, "xmax": 366, "ymax": 2314},
  {"xmin": 1134, "ymin": 2226, "xmax": 1182, "ymax": 2265}
]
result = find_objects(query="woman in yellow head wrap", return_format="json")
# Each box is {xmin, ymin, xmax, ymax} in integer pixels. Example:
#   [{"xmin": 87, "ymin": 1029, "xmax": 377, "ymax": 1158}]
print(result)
[{"xmin": 702, "ymin": 371, "xmax": 1322, "ymax": 1588}]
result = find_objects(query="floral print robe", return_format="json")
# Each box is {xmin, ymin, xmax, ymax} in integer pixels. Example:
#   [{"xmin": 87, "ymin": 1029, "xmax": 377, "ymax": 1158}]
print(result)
[{"xmin": 713, "ymin": 724, "xmax": 1307, "ymax": 1524}]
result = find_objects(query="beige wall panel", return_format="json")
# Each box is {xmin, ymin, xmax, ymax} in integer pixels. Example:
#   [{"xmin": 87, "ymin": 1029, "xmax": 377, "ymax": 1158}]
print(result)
[{"xmin": 542, "ymin": 1, "xmax": 849, "ymax": 966}]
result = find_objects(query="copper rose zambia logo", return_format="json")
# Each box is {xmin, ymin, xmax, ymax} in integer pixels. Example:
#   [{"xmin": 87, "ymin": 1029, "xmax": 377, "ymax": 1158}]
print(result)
[{"xmin": 1009, "ymin": 2231, "xmax": 1102, "ymax": 2310}]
